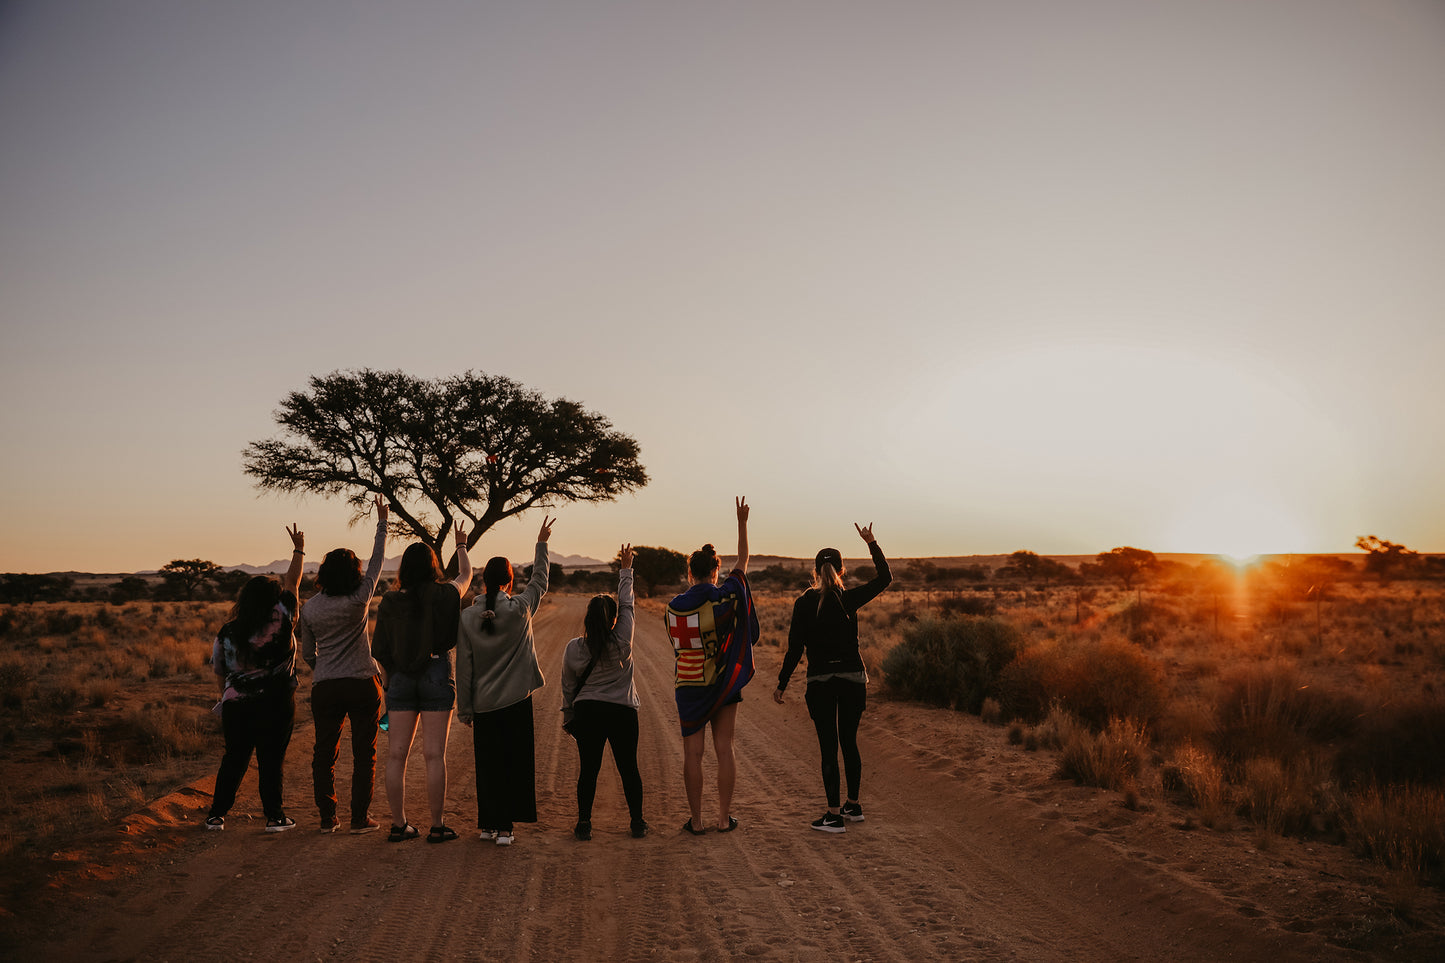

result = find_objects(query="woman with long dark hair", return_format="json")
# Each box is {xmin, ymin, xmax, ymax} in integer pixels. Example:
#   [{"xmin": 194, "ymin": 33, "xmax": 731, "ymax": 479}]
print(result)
[
  {"xmin": 204, "ymin": 524, "xmax": 306, "ymax": 833},
  {"xmin": 773, "ymin": 523, "xmax": 891, "ymax": 833},
  {"xmin": 560, "ymin": 543, "xmax": 645, "ymax": 841},
  {"xmin": 665, "ymin": 497, "xmax": 756, "ymax": 835},
  {"xmin": 372, "ymin": 522, "xmax": 471, "ymax": 843},
  {"xmin": 296, "ymin": 495, "xmax": 389, "ymax": 834},
  {"xmin": 456, "ymin": 516, "xmax": 554, "ymax": 847}
]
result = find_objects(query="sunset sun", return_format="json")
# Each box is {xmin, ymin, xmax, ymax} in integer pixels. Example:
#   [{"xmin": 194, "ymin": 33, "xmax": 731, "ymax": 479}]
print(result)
[{"xmin": 1163, "ymin": 487, "xmax": 1312, "ymax": 560}]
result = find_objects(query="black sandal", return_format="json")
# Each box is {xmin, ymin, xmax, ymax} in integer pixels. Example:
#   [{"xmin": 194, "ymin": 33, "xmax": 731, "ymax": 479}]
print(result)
[
  {"xmin": 388, "ymin": 823, "xmax": 420, "ymax": 842},
  {"xmin": 426, "ymin": 825, "xmax": 458, "ymax": 843},
  {"xmin": 682, "ymin": 819, "xmax": 706, "ymax": 836}
]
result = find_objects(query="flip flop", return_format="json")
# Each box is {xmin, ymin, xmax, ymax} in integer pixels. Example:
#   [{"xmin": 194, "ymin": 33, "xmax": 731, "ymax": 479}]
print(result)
[
  {"xmin": 388, "ymin": 823, "xmax": 420, "ymax": 842},
  {"xmin": 682, "ymin": 819, "xmax": 706, "ymax": 836},
  {"xmin": 717, "ymin": 816, "xmax": 739, "ymax": 833}
]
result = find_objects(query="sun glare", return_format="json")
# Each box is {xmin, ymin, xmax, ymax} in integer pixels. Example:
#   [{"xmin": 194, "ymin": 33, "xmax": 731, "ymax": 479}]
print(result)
[{"xmin": 1164, "ymin": 487, "xmax": 1311, "ymax": 559}]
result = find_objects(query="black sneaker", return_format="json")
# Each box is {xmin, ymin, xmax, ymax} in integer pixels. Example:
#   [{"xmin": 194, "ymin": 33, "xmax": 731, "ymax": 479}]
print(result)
[
  {"xmin": 840, "ymin": 801, "xmax": 864, "ymax": 822},
  {"xmin": 574, "ymin": 820, "xmax": 592, "ymax": 841},
  {"xmin": 811, "ymin": 812, "xmax": 846, "ymax": 834},
  {"xmin": 630, "ymin": 819, "xmax": 649, "ymax": 839}
]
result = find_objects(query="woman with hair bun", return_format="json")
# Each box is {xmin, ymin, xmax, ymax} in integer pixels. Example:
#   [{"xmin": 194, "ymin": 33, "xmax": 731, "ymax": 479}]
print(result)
[
  {"xmin": 665, "ymin": 497, "xmax": 757, "ymax": 835},
  {"xmin": 773, "ymin": 523, "xmax": 891, "ymax": 833},
  {"xmin": 372, "ymin": 522, "xmax": 472, "ymax": 843},
  {"xmin": 456, "ymin": 515, "xmax": 554, "ymax": 847},
  {"xmin": 560, "ymin": 543, "xmax": 644, "ymax": 841}
]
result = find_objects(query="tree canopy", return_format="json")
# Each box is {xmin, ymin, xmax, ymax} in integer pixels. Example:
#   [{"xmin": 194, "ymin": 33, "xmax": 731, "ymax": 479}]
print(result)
[
  {"xmin": 996, "ymin": 550, "xmax": 1077, "ymax": 585},
  {"xmin": 159, "ymin": 559, "xmax": 222, "ymax": 601},
  {"xmin": 1084, "ymin": 546, "xmax": 1158, "ymax": 590},
  {"xmin": 244, "ymin": 370, "xmax": 648, "ymax": 558},
  {"xmin": 616, "ymin": 545, "xmax": 686, "ymax": 597}
]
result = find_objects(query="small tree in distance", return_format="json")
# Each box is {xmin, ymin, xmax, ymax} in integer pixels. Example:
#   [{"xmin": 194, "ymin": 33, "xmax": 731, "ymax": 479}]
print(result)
[
  {"xmin": 1355, "ymin": 535, "xmax": 1418, "ymax": 581},
  {"xmin": 1084, "ymin": 547, "xmax": 1158, "ymax": 590},
  {"xmin": 996, "ymin": 550, "xmax": 1077, "ymax": 585},
  {"xmin": 618, "ymin": 546, "xmax": 686, "ymax": 597},
  {"xmin": 159, "ymin": 559, "xmax": 221, "ymax": 601}
]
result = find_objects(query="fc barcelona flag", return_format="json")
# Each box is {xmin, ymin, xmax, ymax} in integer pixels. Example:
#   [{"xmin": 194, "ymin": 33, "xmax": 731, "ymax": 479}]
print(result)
[{"xmin": 665, "ymin": 569, "xmax": 759, "ymax": 736}]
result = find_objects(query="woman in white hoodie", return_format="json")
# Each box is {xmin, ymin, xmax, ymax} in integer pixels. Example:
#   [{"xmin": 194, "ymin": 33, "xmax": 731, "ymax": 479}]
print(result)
[{"xmin": 455, "ymin": 516, "xmax": 553, "ymax": 846}]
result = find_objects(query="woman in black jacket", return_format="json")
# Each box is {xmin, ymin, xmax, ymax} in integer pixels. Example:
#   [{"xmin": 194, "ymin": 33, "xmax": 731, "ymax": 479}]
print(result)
[{"xmin": 773, "ymin": 523, "xmax": 891, "ymax": 833}]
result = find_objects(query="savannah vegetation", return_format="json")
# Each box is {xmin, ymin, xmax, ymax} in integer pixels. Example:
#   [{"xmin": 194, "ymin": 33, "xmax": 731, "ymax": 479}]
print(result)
[
  {"xmin": 2, "ymin": 537, "xmax": 1442, "ymax": 893},
  {"xmin": 792, "ymin": 541, "xmax": 1445, "ymax": 886}
]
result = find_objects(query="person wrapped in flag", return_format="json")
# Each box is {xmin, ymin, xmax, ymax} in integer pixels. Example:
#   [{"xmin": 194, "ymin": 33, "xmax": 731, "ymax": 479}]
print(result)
[{"xmin": 666, "ymin": 496, "xmax": 757, "ymax": 835}]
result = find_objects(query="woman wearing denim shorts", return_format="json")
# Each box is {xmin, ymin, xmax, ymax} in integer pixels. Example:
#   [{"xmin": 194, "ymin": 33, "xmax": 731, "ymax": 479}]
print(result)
[{"xmin": 373, "ymin": 522, "xmax": 471, "ymax": 843}]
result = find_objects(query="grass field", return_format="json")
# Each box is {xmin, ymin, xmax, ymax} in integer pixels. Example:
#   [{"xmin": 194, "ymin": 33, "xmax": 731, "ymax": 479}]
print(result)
[{"xmin": 2, "ymin": 561, "xmax": 1443, "ymax": 887}]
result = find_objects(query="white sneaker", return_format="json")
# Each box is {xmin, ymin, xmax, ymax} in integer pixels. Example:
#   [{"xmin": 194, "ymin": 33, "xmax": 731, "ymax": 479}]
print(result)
[
  {"xmin": 495, "ymin": 830, "xmax": 514, "ymax": 846},
  {"xmin": 478, "ymin": 829, "xmax": 498, "ymax": 841}
]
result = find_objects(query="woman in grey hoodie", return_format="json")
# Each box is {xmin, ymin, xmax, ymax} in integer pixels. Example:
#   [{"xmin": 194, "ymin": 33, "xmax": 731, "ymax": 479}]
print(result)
[{"xmin": 456, "ymin": 515, "xmax": 554, "ymax": 846}]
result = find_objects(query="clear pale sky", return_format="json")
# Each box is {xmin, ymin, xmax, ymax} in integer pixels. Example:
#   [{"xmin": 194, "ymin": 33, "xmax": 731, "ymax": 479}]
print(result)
[{"xmin": 3, "ymin": 1, "xmax": 1444, "ymax": 573}]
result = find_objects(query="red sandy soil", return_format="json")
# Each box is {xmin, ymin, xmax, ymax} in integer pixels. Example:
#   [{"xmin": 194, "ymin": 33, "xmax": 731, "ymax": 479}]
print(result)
[{"xmin": 6, "ymin": 595, "xmax": 1443, "ymax": 961}]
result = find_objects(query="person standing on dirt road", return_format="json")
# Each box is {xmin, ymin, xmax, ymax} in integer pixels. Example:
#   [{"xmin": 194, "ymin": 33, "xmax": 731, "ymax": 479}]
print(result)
[
  {"xmin": 559, "ymin": 543, "xmax": 647, "ymax": 841},
  {"xmin": 666, "ymin": 497, "xmax": 758, "ymax": 836},
  {"xmin": 372, "ymin": 523, "xmax": 472, "ymax": 844},
  {"xmin": 773, "ymin": 523, "xmax": 892, "ymax": 834},
  {"xmin": 296, "ymin": 495, "xmax": 389, "ymax": 835},
  {"xmin": 455, "ymin": 516, "xmax": 554, "ymax": 847},
  {"xmin": 204, "ymin": 524, "xmax": 306, "ymax": 834}
]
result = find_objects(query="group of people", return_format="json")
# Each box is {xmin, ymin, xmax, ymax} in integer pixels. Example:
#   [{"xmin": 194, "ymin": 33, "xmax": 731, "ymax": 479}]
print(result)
[{"xmin": 203, "ymin": 496, "xmax": 892, "ymax": 842}]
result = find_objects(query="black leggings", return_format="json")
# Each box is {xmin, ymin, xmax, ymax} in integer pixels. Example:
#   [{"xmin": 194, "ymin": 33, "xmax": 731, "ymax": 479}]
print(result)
[
  {"xmin": 572, "ymin": 700, "xmax": 643, "ymax": 823},
  {"xmin": 804, "ymin": 678, "xmax": 866, "ymax": 809},
  {"xmin": 210, "ymin": 692, "xmax": 296, "ymax": 822}
]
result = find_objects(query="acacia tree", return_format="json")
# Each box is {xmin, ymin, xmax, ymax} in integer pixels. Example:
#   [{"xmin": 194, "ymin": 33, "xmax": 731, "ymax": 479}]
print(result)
[
  {"xmin": 244, "ymin": 370, "xmax": 647, "ymax": 561},
  {"xmin": 1085, "ymin": 546, "xmax": 1157, "ymax": 590},
  {"xmin": 996, "ymin": 550, "xmax": 1076, "ymax": 585},
  {"xmin": 1354, "ymin": 535, "xmax": 1418, "ymax": 581},
  {"xmin": 160, "ymin": 559, "xmax": 222, "ymax": 601}
]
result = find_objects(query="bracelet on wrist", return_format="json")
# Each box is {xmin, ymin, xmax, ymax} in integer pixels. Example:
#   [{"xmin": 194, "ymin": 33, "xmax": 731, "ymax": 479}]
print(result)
[{"xmin": 293, "ymin": 549, "xmax": 305, "ymax": 555}]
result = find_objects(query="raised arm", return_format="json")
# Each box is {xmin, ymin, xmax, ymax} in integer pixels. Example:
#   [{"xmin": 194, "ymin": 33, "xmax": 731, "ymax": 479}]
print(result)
[
  {"xmin": 518, "ymin": 516, "xmax": 554, "ymax": 612},
  {"xmin": 361, "ymin": 495, "xmax": 389, "ymax": 595},
  {"xmin": 846, "ymin": 522, "xmax": 892, "ymax": 608},
  {"xmin": 734, "ymin": 497, "xmax": 750, "ymax": 574},
  {"xmin": 614, "ymin": 544, "xmax": 635, "ymax": 652},
  {"xmin": 283, "ymin": 523, "xmax": 305, "ymax": 597},
  {"xmin": 447, "ymin": 520, "xmax": 473, "ymax": 596}
]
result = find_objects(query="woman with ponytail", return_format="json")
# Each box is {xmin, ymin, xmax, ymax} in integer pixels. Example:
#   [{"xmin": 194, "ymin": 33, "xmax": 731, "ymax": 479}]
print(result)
[
  {"xmin": 560, "ymin": 544, "xmax": 645, "ymax": 841},
  {"xmin": 372, "ymin": 522, "xmax": 471, "ymax": 843},
  {"xmin": 773, "ymin": 523, "xmax": 891, "ymax": 833},
  {"xmin": 456, "ymin": 515, "xmax": 554, "ymax": 846}
]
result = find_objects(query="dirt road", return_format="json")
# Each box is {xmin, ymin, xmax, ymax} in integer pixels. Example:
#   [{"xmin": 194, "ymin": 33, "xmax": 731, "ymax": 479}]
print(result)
[{"xmin": 26, "ymin": 595, "xmax": 1377, "ymax": 961}]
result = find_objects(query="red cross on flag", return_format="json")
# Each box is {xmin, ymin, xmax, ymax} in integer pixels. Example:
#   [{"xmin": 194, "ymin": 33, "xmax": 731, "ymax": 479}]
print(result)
[{"xmin": 666, "ymin": 611, "xmax": 703, "ymax": 650}]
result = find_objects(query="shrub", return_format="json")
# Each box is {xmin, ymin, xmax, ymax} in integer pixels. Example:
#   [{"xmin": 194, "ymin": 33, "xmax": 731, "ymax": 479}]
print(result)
[
  {"xmin": 1212, "ymin": 663, "xmax": 1362, "ymax": 768},
  {"xmin": 1057, "ymin": 716, "xmax": 1150, "ymax": 792},
  {"xmin": 997, "ymin": 637, "xmax": 1166, "ymax": 729},
  {"xmin": 936, "ymin": 594, "xmax": 998, "ymax": 618},
  {"xmin": 0, "ymin": 658, "xmax": 32, "ymax": 708},
  {"xmin": 881, "ymin": 616, "xmax": 1020, "ymax": 712},
  {"xmin": 1239, "ymin": 754, "xmax": 1331, "ymax": 837},
  {"xmin": 1347, "ymin": 783, "xmax": 1445, "ymax": 882},
  {"xmin": 1166, "ymin": 743, "xmax": 1231, "ymax": 828},
  {"xmin": 124, "ymin": 704, "xmax": 213, "ymax": 759},
  {"xmin": 1335, "ymin": 697, "xmax": 1445, "ymax": 789}
]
